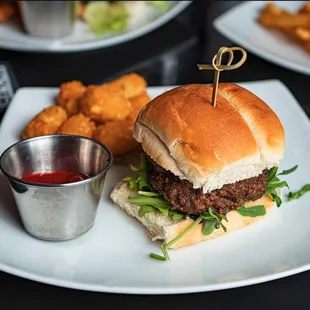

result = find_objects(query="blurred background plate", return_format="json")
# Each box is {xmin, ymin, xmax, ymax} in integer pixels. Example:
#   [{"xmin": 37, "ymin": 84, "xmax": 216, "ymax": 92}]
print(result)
[
  {"xmin": 0, "ymin": 1, "xmax": 191, "ymax": 53},
  {"xmin": 213, "ymin": 1, "xmax": 310, "ymax": 75}
]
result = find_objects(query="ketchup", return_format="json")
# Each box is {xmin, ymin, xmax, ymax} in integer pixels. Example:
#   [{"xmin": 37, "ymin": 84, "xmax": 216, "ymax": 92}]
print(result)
[{"xmin": 21, "ymin": 170, "xmax": 89, "ymax": 184}]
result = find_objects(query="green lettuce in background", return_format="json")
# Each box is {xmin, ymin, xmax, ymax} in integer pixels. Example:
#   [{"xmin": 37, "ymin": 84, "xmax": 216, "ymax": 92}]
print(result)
[
  {"xmin": 84, "ymin": 2, "xmax": 130, "ymax": 35},
  {"xmin": 83, "ymin": 1, "xmax": 170, "ymax": 36}
]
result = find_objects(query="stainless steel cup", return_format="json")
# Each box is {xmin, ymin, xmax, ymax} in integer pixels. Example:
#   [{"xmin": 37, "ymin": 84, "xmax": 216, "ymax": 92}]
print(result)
[
  {"xmin": 0, "ymin": 135, "xmax": 113, "ymax": 241},
  {"xmin": 19, "ymin": 1, "xmax": 76, "ymax": 38}
]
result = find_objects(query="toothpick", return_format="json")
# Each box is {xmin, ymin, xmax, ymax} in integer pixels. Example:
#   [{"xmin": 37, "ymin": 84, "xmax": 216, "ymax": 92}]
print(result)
[{"xmin": 197, "ymin": 47, "xmax": 247, "ymax": 107}]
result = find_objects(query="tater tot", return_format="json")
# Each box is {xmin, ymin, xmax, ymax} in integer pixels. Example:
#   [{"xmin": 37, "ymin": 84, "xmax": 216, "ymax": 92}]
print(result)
[
  {"xmin": 22, "ymin": 106, "xmax": 67, "ymax": 140},
  {"xmin": 80, "ymin": 85, "xmax": 131, "ymax": 123},
  {"xmin": 94, "ymin": 120, "xmax": 139, "ymax": 156},
  {"xmin": 127, "ymin": 91, "xmax": 151, "ymax": 123},
  {"xmin": 0, "ymin": 2, "xmax": 16, "ymax": 23},
  {"xmin": 57, "ymin": 81, "xmax": 86, "ymax": 116},
  {"xmin": 56, "ymin": 113, "xmax": 96, "ymax": 139},
  {"xmin": 104, "ymin": 73, "xmax": 147, "ymax": 99}
]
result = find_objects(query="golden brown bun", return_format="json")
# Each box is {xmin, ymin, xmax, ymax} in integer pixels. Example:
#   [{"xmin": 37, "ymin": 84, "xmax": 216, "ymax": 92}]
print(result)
[
  {"xmin": 134, "ymin": 84, "xmax": 285, "ymax": 192},
  {"xmin": 217, "ymin": 83, "xmax": 285, "ymax": 166},
  {"xmin": 111, "ymin": 182, "xmax": 278, "ymax": 249}
]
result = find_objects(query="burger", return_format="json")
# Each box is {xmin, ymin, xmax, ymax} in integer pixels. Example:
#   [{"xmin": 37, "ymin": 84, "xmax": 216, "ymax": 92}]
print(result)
[{"xmin": 111, "ymin": 83, "xmax": 292, "ymax": 261}]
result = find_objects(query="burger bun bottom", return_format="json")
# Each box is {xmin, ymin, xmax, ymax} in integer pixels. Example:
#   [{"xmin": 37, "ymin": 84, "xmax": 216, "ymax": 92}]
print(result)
[{"xmin": 110, "ymin": 181, "xmax": 279, "ymax": 249}]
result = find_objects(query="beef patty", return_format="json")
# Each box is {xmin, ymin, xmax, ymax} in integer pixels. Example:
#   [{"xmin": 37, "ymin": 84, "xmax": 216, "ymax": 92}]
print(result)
[{"xmin": 148, "ymin": 158, "xmax": 268, "ymax": 215}]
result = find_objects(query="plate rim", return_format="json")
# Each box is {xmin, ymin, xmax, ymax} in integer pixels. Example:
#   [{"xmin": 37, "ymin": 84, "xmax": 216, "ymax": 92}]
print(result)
[
  {"xmin": 0, "ymin": 260, "xmax": 309, "ymax": 295},
  {"xmin": 0, "ymin": 1, "xmax": 192, "ymax": 53},
  {"xmin": 213, "ymin": 1, "xmax": 310, "ymax": 75},
  {"xmin": 1, "ymin": 79, "xmax": 310, "ymax": 295}
]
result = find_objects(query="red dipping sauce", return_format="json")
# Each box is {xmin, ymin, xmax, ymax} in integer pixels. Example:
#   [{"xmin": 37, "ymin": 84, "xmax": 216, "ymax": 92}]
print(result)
[{"xmin": 21, "ymin": 170, "xmax": 89, "ymax": 184}]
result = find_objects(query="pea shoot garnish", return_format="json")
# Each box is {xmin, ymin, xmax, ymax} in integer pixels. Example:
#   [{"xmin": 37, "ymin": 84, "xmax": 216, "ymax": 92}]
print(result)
[{"xmin": 123, "ymin": 157, "xmax": 300, "ymax": 262}]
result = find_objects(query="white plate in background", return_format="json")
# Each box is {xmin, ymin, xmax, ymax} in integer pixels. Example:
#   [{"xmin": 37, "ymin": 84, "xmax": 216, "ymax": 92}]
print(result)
[
  {"xmin": 0, "ymin": 80, "xmax": 310, "ymax": 294},
  {"xmin": 213, "ymin": 1, "xmax": 310, "ymax": 75},
  {"xmin": 0, "ymin": 1, "xmax": 191, "ymax": 52}
]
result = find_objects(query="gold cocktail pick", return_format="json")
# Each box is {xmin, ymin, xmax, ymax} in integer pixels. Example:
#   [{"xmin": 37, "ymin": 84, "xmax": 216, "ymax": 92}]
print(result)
[{"xmin": 197, "ymin": 46, "xmax": 247, "ymax": 107}]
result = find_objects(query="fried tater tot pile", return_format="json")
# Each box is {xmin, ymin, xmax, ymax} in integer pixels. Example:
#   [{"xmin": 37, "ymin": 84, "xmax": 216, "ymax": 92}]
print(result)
[
  {"xmin": 258, "ymin": 2, "xmax": 310, "ymax": 53},
  {"xmin": 94, "ymin": 121, "xmax": 139, "ymax": 157},
  {"xmin": 57, "ymin": 81, "xmax": 86, "ymax": 116},
  {"xmin": 57, "ymin": 113, "xmax": 95, "ymax": 139},
  {"xmin": 22, "ymin": 106, "xmax": 67, "ymax": 140},
  {"xmin": 104, "ymin": 73, "xmax": 147, "ymax": 99},
  {"xmin": 21, "ymin": 73, "xmax": 151, "ymax": 157},
  {"xmin": 127, "ymin": 91, "xmax": 151, "ymax": 123},
  {"xmin": 80, "ymin": 85, "xmax": 132, "ymax": 122}
]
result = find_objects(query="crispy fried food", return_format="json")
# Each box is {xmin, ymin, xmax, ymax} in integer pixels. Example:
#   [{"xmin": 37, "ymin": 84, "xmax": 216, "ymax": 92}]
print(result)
[
  {"xmin": 299, "ymin": 2, "xmax": 310, "ymax": 14},
  {"xmin": 295, "ymin": 27, "xmax": 310, "ymax": 41},
  {"xmin": 258, "ymin": 3, "xmax": 290, "ymax": 28},
  {"xmin": 94, "ymin": 120, "xmax": 139, "ymax": 156},
  {"xmin": 263, "ymin": 3, "xmax": 288, "ymax": 16},
  {"xmin": 57, "ymin": 81, "xmax": 86, "ymax": 116},
  {"xmin": 56, "ymin": 113, "xmax": 96, "ymax": 139},
  {"xmin": 258, "ymin": 2, "xmax": 310, "ymax": 54},
  {"xmin": 258, "ymin": 2, "xmax": 308, "ymax": 29},
  {"xmin": 22, "ymin": 106, "xmax": 67, "ymax": 140},
  {"xmin": 80, "ymin": 85, "xmax": 132, "ymax": 122},
  {"xmin": 280, "ymin": 26, "xmax": 310, "ymax": 53},
  {"xmin": 0, "ymin": 2, "xmax": 16, "ymax": 23},
  {"xmin": 127, "ymin": 91, "xmax": 151, "ymax": 123},
  {"xmin": 258, "ymin": 12, "xmax": 310, "ymax": 29},
  {"xmin": 104, "ymin": 73, "xmax": 147, "ymax": 99}
]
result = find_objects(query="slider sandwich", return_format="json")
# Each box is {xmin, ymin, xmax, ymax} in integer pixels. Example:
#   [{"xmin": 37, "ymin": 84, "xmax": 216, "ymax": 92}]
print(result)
[{"xmin": 111, "ymin": 83, "xmax": 295, "ymax": 260}]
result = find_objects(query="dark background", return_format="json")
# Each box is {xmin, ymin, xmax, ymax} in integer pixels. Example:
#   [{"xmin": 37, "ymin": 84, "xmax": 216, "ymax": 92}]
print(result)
[{"xmin": 1, "ymin": 1, "xmax": 310, "ymax": 309}]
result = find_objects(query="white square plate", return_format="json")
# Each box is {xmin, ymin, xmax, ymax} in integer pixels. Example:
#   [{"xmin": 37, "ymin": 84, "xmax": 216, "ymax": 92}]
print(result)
[
  {"xmin": 213, "ymin": 1, "xmax": 310, "ymax": 75},
  {"xmin": 0, "ymin": 80, "xmax": 310, "ymax": 294}
]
